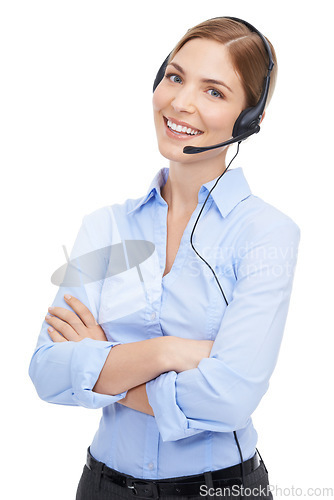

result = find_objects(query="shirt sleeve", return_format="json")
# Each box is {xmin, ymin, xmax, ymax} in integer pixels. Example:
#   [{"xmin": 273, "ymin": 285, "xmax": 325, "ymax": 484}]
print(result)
[
  {"xmin": 146, "ymin": 219, "xmax": 300, "ymax": 441},
  {"xmin": 28, "ymin": 209, "xmax": 127, "ymax": 409}
]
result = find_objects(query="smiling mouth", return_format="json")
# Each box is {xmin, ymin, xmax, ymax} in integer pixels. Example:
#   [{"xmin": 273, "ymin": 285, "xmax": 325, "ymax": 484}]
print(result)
[{"xmin": 164, "ymin": 117, "xmax": 204, "ymax": 136}]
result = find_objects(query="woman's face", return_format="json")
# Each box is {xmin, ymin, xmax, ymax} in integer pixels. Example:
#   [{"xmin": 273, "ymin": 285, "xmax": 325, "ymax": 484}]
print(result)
[{"xmin": 153, "ymin": 38, "xmax": 247, "ymax": 165}]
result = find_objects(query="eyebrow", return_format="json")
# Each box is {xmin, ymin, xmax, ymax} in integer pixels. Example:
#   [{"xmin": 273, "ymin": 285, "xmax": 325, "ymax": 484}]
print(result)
[{"xmin": 167, "ymin": 61, "xmax": 233, "ymax": 93}]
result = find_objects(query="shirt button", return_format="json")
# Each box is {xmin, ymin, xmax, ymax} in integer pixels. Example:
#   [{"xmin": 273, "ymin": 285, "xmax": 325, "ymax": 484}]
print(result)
[
  {"xmin": 150, "ymin": 312, "xmax": 156, "ymax": 321},
  {"xmin": 148, "ymin": 462, "xmax": 154, "ymax": 470}
]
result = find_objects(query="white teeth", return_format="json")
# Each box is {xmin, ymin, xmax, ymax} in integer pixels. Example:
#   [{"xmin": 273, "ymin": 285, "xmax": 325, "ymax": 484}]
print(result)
[{"xmin": 167, "ymin": 119, "xmax": 201, "ymax": 136}]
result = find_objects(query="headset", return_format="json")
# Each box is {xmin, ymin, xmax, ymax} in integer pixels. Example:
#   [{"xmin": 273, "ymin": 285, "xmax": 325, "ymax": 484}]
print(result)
[
  {"xmin": 153, "ymin": 16, "xmax": 274, "ymax": 154},
  {"xmin": 152, "ymin": 17, "xmax": 274, "ymax": 497}
]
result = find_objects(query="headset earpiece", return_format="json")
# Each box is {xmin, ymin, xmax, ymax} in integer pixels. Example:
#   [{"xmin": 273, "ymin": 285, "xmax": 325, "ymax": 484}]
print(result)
[
  {"xmin": 153, "ymin": 54, "xmax": 170, "ymax": 92},
  {"xmin": 232, "ymin": 72, "xmax": 271, "ymax": 138},
  {"xmin": 232, "ymin": 107, "xmax": 260, "ymax": 137}
]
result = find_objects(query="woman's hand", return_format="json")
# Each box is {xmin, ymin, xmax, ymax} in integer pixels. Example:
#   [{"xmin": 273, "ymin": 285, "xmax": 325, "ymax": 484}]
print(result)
[
  {"xmin": 165, "ymin": 337, "xmax": 214, "ymax": 373},
  {"xmin": 45, "ymin": 295, "xmax": 107, "ymax": 343}
]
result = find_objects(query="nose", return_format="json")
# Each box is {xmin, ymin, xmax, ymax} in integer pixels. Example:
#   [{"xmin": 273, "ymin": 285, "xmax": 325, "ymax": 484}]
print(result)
[{"xmin": 171, "ymin": 85, "xmax": 196, "ymax": 114}]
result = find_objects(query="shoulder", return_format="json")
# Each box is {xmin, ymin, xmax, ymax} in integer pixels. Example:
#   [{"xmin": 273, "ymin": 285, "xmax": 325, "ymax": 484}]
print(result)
[
  {"xmin": 79, "ymin": 195, "xmax": 145, "ymax": 243},
  {"xmin": 83, "ymin": 196, "xmax": 144, "ymax": 226},
  {"xmin": 245, "ymin": 194, "xmax": 299, "ymax": 231},
  {"xmin": 232, "ymin": 194, "xmax": 301, "ymax": 250}
]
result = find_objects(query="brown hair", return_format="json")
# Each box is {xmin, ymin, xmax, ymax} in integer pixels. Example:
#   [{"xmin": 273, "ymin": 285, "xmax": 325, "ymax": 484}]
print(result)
[{"xmin": 168, "ymin": 18, "xmax": 277, "ymax": 109}]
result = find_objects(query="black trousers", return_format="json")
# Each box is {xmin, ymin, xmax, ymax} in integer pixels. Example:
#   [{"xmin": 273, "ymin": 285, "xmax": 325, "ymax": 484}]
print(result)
[{"xmin": 76, "ymin": 452, "xmax": 273, "ymax": 500}]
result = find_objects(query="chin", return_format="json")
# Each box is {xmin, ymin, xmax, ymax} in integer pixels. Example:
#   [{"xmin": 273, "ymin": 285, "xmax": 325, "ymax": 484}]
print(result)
[
  {"xmin": 157, "ymin": 143, "xmax": 195, "ymax": 163},
  {"xmin": 155, "ymin": 135, "xmax": 198, "ymax": 163},
  {"xmin": 157, "ymin": 139, "xmax": 229, "ymax": 165}
]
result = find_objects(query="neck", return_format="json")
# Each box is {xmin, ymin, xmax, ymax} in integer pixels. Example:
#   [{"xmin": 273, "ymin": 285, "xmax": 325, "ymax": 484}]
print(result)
[{"xmin": 161, "ymin": 156, "xmax": 227, "ymax": 216}]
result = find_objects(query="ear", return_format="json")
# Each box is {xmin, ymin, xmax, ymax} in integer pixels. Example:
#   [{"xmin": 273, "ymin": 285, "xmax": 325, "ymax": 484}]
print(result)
[{"xmin": 260, "ymin": 111, "xmax": 266, "ymax": 125}]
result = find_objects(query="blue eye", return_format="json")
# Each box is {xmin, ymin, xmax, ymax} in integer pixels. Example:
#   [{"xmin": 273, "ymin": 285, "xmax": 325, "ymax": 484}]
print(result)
[
  {"xmin": 166, "ymin": 73, "xmax": 183, "ymax": 84},
  {"xmin": 207, "ymin": 88, "xmax": 224, "ymax": 99}
]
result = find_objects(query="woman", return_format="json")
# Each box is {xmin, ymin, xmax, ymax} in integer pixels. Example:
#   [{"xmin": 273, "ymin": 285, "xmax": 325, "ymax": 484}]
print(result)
[{"xmin": 29, "ymin": 17, "xmax": 300, "ymax": 499}]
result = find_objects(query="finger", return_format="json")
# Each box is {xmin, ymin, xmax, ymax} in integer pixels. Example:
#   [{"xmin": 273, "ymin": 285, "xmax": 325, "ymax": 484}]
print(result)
[
  {"xmin": 47, "ymin": 326, "xmax": 67, "ymax": 343},
  {"xmin": 45, "ymin": 314, "xmax": 80, "ymax": 342},
  {"xmin": 47, "ymin": 305, "xmax": 86, "ymax": 335},
  {"xmin": 64, "ymin": 294, "xmax": 98, "ymax": 327}
]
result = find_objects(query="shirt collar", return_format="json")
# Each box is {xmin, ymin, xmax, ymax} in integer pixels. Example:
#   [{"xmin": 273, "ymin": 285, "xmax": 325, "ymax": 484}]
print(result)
[
  {"xmin": 127, "ymin": 167, "xmax": 251, "ymax": 218},
  {"xmin": 127, "ymin": 168, "xmax": 169, "ymax": 215},
  {"xmin": 199, "ymin": 167, "xmax": 252, "ymax": 218}
]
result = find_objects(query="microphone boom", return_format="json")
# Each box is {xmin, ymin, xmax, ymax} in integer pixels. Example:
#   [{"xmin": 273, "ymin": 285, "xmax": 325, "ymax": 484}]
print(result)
[{"xmin": 183, "ymin": 127, "xmax": 259, "ymax": 154}]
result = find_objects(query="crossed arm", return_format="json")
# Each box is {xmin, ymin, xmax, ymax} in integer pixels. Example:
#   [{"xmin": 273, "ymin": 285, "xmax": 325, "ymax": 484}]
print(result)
[{"xmin": 45, "ymin": 295, "xmax": 214, "ymax": 416}]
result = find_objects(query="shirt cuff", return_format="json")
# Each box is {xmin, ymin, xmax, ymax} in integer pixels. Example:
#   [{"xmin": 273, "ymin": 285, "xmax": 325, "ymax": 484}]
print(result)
[
  {"xmin": 71, "ymin": 338, "xmax": 127, "ymax": 409},
  {"xmin": 146, "ymin": 371, "xmax": 203, "ymax": 442}
]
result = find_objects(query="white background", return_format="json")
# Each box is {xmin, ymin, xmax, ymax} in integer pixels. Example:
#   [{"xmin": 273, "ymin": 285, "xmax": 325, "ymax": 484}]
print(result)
[{"xmin": 1, "ymin": 1, "xmax": 333, "ymax": 498}]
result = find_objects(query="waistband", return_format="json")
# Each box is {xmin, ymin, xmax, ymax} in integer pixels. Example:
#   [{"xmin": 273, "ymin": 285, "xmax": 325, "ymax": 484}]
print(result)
[{"xmin": 86, "ymin": 448, "xmax": 261, "ymax": 498}]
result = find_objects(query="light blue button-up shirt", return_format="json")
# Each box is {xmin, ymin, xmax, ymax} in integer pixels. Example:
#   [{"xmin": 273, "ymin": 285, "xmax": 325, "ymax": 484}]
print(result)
[{"xmin": 29, "ymin": 167, "xmax": 300, "ymax": 479}]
